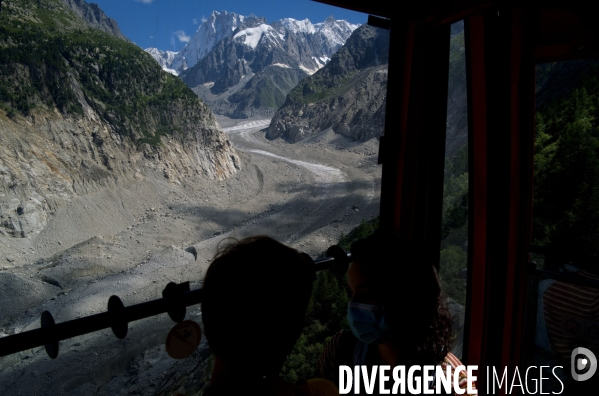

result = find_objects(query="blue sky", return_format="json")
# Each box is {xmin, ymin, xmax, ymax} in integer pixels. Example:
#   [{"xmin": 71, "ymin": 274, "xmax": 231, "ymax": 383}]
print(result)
[{"xmin": 91, "ymin": 0, "xmax": 368, "ymax": 52}]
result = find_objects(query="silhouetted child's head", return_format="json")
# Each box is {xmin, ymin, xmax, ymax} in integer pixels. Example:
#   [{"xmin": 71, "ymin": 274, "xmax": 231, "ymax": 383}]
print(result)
[{"xmin": 201, "ymin": 236, "xmax": 313, "ymax": 377}]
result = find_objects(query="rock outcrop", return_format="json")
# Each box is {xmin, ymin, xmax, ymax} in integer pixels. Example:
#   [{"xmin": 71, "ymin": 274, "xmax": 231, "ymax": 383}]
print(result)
[
  {"xmin": 267, "ymin": 25, "xmax": 390, "ymax": 142},
  {"xmin": 267, "ymin": 23, "xmax": 469, "ymax": 153},
  {"xmin": 62, "ymin": 0, "xmax": 128, "ymax": 41},
  {"xmin": 173, "ymin": 13, "xmax": 359, "ymax": 118},
  {"xmin": 171, "ymin": 10, "xmax": 259, "ymax": 75},
  {"xmin": 0, "ymin": 0, "xmax": 239, "ymax": 238},
  {"xmin": 445, "ymin": 30, "xmax": 467, "ymax": 158}
]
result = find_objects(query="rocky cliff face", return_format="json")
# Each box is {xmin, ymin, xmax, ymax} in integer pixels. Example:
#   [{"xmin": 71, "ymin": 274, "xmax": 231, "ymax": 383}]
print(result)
[
  {"xmin": 267, "ymin": 23, "xmax": 468, "ymax": 152},
  {"xmin": 180, "ymin": 25, "xmax": 310, "ymax": 118},
  {"xmin": 267, "ymin": 25, "xmax": 390, "ymax": 142},
  {"xmin": 145, "ymin": 12, "xmax": 267, "ymax": 77},
  {"xmin": 179, "ymin": 25, "xmax": 308, "ymax": 118},
  {"xmin": 148, "ymin": 12, "xmax": 358, "ymax": 78},
  {"xmin": 0, "ymin": 0, "xmax": 239, "ymax": 238},
  {"xmin": 194, "ymin": 65, "xmax": 308, "ymax": 119},
  {"xmin": 0, "ymin": 103, "xmax": 239, "ymax": 238},
  {"xmin": 445, "ymin": 30, "xmax": 467, "ymax": 158},
  {"xmin": 144, "ymin": 48, "xmax": 179, "ymax": 75},
  {"xmin": 171, "ymin": 13, "xmax": 358, "ymax": 118},
  {"xmin": 62, "ymin": 0, "xmax": 128, "ymax": 41},
  {"xmin": 171, "ymin": 10, "xmax": 259, "ymax": 75}
]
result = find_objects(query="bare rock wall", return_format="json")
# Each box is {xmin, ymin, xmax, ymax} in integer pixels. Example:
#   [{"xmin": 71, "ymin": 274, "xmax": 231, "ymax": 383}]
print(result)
[{"xmin": 0, "ymin": 108, "xmax": 239, "ymax": 238}]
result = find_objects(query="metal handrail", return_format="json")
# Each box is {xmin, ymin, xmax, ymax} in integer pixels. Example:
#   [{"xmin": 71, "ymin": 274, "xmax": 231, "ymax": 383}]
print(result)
[
  {"xmin": 0, "ymin": 248, "xmax": 351, "ymax": 359},
  {"xmin": 528, "ymin": 246, "xmax": 599, "ymax": 288},
  {"xmin": 532, "ymin": 267, "xmax": 599, "ymax": 289},
  {"xmin": 529, "ymin": 244, "xmax": 599, "ymax": 266}
]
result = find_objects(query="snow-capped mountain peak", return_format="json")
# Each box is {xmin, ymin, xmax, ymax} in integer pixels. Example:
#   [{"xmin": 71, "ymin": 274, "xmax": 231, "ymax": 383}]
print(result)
[
  {"xmin": 233, "ymin": 24, "xmax": 284, "ymax": 49},
  {"xmin": 148, "ymin": 11, "xmax": 359, "ymax": 76},
  {"xmin": 174, "ymin": 10, "xmax": 248, "ymax": 72},
  {"xmin": 144, "ymin": 48, "xmax": 179, "ymax": 75},
  {"xmin": 278, "ymin": 18, "xmax": 316, "ymax": 34},
  {"xmin": 314, "ymin": 17, "xmax": 360, "ymax": 49}
]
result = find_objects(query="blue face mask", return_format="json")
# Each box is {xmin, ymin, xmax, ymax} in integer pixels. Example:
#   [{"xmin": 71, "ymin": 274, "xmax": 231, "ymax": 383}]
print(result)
[{"xmin": 347, "ymin": 302, "xmax": 390, "ymax": 344}]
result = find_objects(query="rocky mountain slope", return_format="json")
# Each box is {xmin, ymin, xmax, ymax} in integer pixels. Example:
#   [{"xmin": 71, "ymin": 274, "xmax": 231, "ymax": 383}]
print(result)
[
  {"xmin": 145, "ymin": 11, "xmax": 252, "ymax": 76},
  {"xmin": 147, "ymin": 12, "xmax": 358, "ymax": 77},
  {"xmin": 192, "ymin": 64, "xmax": 308, "ymax": 118},
  {"xmin": 146, "ymin": 12, "xmax": 359, "ymax": 118},
  {"xmin": 180, "ymin": 25, "xmax": 308, "ymax": 119},
  {"xmin": 267, "ymin": 23, "xmax": 468, "ymax": 156},
  {"xmin": 445, "ymin": 29, "xmax": 467, "ymax": 158},
  {"xmin": 62, "ymin": 0, "xmax": 128, "ymax": 41},
  {"xmin": 0, "ymin": 0, "xmax": 239, "ymax": 239},
  {"xmin": 167, "ymin": 10, "xmax": 251, "ymax": 76},
  {"xmin": 267, "ymin": 24, "xmax": 390, "ymax": 142},
  {"xmin": 144, "ymin": 47, "xmax": 178, "ymax": 75}
]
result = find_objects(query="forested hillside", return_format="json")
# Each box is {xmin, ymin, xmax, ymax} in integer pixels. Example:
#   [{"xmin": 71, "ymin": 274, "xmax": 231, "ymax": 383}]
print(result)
[
  {"xmin": 0, "ymin": 0, "xmax": 214, "ymax": 146},
  {"xmin": 533, "ymin": 60, "xmax": 599, "ymax": 267},
  {"xmin": 0, "ymin": 0, "xmax": 239, "ymax": 239}
]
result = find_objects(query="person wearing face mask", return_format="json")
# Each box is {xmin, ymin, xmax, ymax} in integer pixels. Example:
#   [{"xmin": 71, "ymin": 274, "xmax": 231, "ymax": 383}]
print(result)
[{"xmin": 318, "ymin": 231, "xmax": 476, "ymax": 395}]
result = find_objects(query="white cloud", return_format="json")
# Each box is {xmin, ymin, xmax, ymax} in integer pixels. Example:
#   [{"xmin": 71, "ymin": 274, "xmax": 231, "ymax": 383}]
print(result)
[
  {"xmin": 193, "ymin": 16, "xmax": 207, "ymax": 25},
  {"xmin": 135, "ymin": 0, "xmax": 154, "ymax": 4},
  {"xmin": 149, "ymin": 35, "xmax": 154, "ymax": 39},
  {"xmin": 173, "ymin": 30, "xmax": 190, "ymax": 43}
]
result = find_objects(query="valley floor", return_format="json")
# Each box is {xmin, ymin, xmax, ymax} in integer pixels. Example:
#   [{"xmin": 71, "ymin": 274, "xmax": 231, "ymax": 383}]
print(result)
[{"xmin": 0, "ymin": 116, "xmax": 382, "ymax": 395}]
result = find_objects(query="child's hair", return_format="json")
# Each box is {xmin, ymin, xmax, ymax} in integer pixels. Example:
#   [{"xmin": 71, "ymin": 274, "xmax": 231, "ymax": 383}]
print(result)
[{"xmin": 201, "ymin": 236, "xmax": 314, "ymax": 376}]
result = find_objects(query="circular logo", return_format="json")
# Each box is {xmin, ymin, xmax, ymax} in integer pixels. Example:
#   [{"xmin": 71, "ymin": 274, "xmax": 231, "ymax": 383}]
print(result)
[
  {"xmin": 165, "ymin": 320, "xmax": 202, "ymax": 359},
  {"xmin": 571, "ymin": 347, "xmax": 598, "ymax": 382}
]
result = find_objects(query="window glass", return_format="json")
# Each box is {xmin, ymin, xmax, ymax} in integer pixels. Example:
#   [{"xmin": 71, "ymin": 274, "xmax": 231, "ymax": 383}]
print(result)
[
  {"xmin": 522, "ymin": 59, "xmax": 599, "ymax": 392},
  {"xmin": 532, "ymin": 60, "xmax": 599, "ymax": 271},
  {"xmin": 0, "ymin": 0, "xmax": 385, "ymax": 393},
  {"xmin": 439, "ymin": 21, "xmax": 468, "ymax": 360}
]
